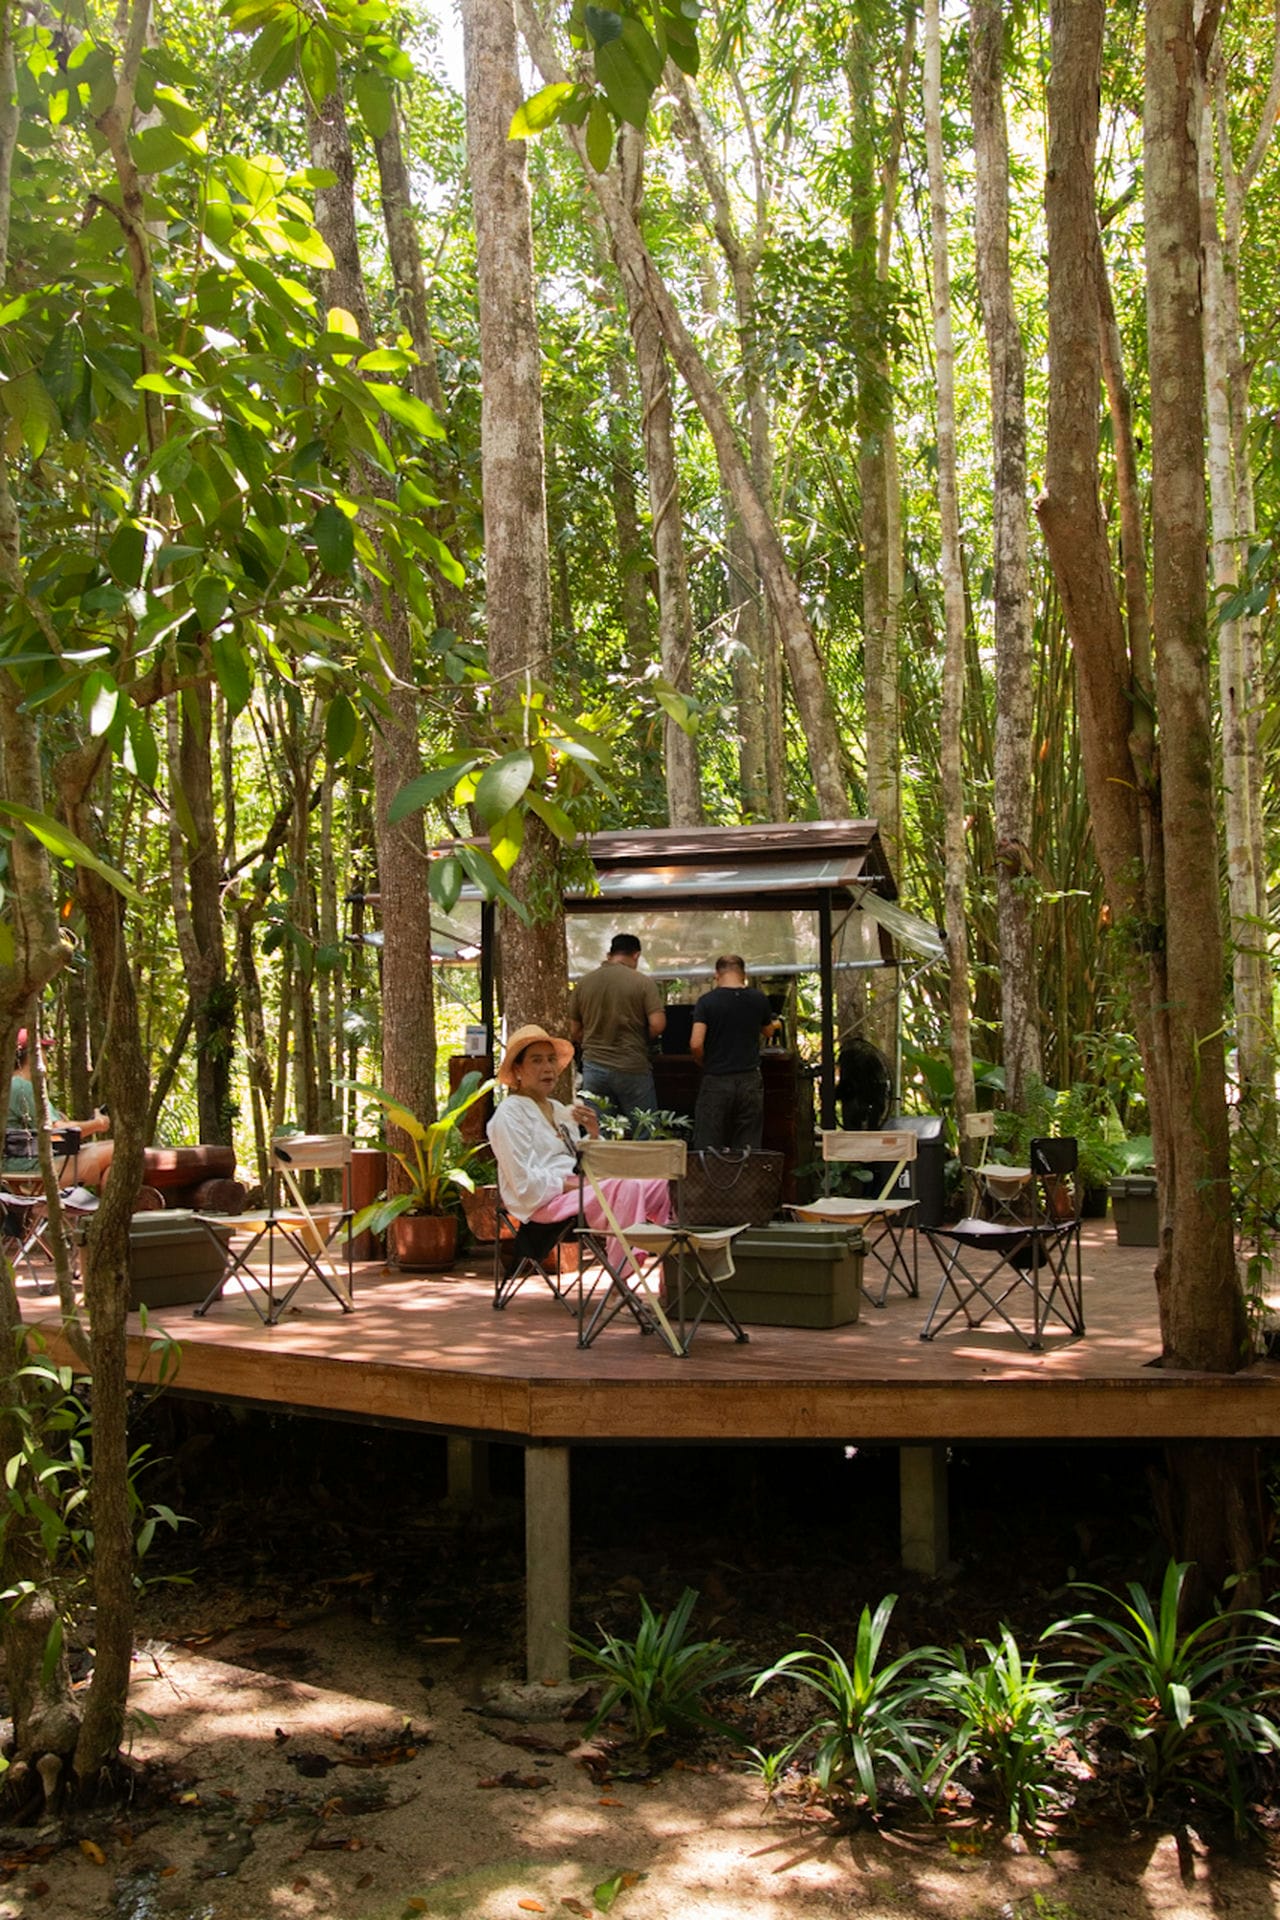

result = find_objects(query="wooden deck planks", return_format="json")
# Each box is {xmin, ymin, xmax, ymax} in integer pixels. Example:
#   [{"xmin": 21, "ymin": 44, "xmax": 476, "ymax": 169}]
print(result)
[{"xmin": 28, "ymin": 1222, "xmax": 1280, "ymax": 1446}]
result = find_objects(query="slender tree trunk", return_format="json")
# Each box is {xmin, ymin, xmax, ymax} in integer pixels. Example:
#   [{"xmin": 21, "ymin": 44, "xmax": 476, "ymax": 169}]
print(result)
[
  {"xmin": 725, "ymin": 509, "xmax": 770, "ymax": 815},
  {"xmin": 166, "ymin": 681, "xmax": 233, "ymax": 1144},
  {"xmin": 517, "ymin": 0, "xmax": 851, "ymax": 819},
  {"xmin": 970, "ymin": 0, "xmax": 1041, "ymax": 1109},
  {"xmin": 1201, "ymin": 53, "xmax": 1272, "ymax": 1115},
  {"xmin": 309, "ymin": 87, "xmax": 441, "ymax": 1146},
  {"xmin": 1144, "ymin": 0, "xmax": 1242, "ymax": 1372},
  {"xmin": 615, "ymin": 131, "xmax": 702, "ymax": 826},
  {"xmin": 463, "ymin": 0, "xmax": 569, "ymax": 1034},
  {"xmin": 924, "ymin": 0, "xmax": 976, "ymax": 1126}
]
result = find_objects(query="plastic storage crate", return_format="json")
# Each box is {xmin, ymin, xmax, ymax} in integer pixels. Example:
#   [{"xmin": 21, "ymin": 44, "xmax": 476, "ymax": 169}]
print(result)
[
  {"xmin": 1108, "ymin": 1176, "xmax": 1158, "ymax": 1248},
  {"xmin": 714, "ymin": 1222, "xmax": 864, "ymax": 1328},
  {"xmin": 127, "ymin": 1211, "xmax": 231, "ymax": 1309}
]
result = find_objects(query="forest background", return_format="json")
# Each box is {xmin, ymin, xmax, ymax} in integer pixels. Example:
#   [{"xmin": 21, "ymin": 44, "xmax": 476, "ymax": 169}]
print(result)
[{"xmin": 0, "ymin": 0, "xmax": 1278, "ymax": 1807}]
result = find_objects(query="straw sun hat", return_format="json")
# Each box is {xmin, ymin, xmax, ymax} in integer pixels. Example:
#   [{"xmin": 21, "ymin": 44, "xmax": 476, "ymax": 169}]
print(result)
[{"xmin": 496, "ymin": 1024, "xmax": 576, "ymax": 1089}]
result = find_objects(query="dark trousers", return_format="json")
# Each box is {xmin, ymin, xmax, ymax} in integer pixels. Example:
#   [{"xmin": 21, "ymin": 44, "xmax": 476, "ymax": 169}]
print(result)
[{"xmin": 693, "ymin": 1070, "xmax": 764, "ymax": 1150}]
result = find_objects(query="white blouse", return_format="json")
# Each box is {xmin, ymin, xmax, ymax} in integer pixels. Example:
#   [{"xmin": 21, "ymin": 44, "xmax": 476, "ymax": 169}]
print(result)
[{"xmin": 487, "ymin": 1093, "xmax": 583, "ymax": 1221}]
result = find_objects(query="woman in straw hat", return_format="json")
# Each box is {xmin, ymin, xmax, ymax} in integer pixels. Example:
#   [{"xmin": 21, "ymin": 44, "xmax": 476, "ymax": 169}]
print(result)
[{"xmin": 487, "ymin": 1025, "xmax": 670, "ymax": 1246}]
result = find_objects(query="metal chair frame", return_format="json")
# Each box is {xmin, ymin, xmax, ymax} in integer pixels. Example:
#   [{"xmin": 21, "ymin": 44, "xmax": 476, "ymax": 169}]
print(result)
[
  {"xmin": 196, "ymin": 1133, "xmax": 355, "ymax": 1324},
  {"xmin": 964, "ymin": 1111, "xmax": 1033, "ymax": 1224},
  {"xmin": 922, "ymin": 1135, "xmax": 1085, "ymax": 1350},
  {"xmin": 574, "ymin": 1139, "xmax": 750, "ymax": 1358},
  {"xmin": 492, "ymin": 1197, "xmax": 577, "ymax": 1314},
  {"xmin": 791, "ymin": 1129, "xmax": 920, "ymax": 1306}
]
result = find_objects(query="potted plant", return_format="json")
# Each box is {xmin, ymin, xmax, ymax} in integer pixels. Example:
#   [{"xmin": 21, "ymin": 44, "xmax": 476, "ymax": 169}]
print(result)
[{"xmin": 346, "ymin": 1071, "xmax": 495, "ymax": 1271}]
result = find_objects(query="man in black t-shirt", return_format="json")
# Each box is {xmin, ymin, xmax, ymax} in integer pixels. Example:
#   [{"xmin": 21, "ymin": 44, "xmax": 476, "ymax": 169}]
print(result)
[{"xmin": 690, "ymin": 954, "xmax": 777, "ymax": 1150}]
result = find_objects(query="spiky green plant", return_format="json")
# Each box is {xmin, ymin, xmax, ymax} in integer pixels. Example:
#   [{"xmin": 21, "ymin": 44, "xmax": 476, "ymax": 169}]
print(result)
[{"xmin": 570, "ymin": 1587, "xmax": 747, "ymax": 1747}]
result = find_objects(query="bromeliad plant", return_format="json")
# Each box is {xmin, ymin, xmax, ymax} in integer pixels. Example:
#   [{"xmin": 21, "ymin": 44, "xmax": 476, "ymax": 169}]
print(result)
[
  {"xmin": 1046, "ymin": 1559, "xmax": 1280, "ymax": 1829},
  {"xmin": 570, "ymin": 1587, "xmax": 748, "ymax": 1748},
  {"xmin": 750, "ymin": 1596, "xmax": 941, "ymax": 1812},
  {"xmin": 931, "ymin": 1627, "xmax": 1073, "ymax": 1836},
  {"xmin": 345, "ymin": 1071, "xmax": 496, "ymax": 1231}
]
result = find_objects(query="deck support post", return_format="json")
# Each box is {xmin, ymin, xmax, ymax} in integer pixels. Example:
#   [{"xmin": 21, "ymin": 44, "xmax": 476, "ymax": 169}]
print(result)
[
  {"xmin": 899, "ymin": 1443, "xmax": 948, "ymax": 1576},
  {"xmin": 445, "ymin": 1435, "xmax": 491, "ymax": 1510},
  {"xmin": 525, "ymin": 1443, "xmax": 571, "ymax": 1683}
]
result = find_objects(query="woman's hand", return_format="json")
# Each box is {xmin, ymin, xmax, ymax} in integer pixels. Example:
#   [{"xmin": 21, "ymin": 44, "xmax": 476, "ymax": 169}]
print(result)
[{"xmin": 569, "ymin": 1101, "xmax": 600, "ymax": 1139}]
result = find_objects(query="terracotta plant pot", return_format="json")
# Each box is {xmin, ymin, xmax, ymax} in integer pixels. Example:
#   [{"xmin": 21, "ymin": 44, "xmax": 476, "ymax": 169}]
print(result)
[
  {"xmin": 389, "ymin": 1212, "xmax": 458, "ymax": 1272},
  {"xmin": 461, "ymin": 1183, "xmax": 515, "ymax": 1246}
]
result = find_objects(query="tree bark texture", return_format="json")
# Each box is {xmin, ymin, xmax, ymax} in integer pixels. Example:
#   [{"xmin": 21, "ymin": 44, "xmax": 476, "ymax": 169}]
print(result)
[
  {"xmin": 969, "ymin": 0, "xmax": 1041, "ymax": 1110},
  {"xmin": 615, "ymin": 131, "xmax": 702, "ymax": 826},
  {"xmin": 463, "ymin": 0, "xmax": 569, "ymax": 1036},
  {"xmin": 309, "ymin": 88, "xmax": 441, "ymax": 1142},
  {"xmin": 166, "ymin": 680, "xmax": 233, "ymax": 1144},
  {"xmin": 1144, "ymin": 0, "xmax": 1242, "ymax": 1372},
  {"xmin": 517, "ymin": 0, "xmax": 851, "ymax": 820},
  {"xmin": 924, "ymin": 0, "xmax": 976, "ymax": 1126},
  {"xmin": 1038, "ymin": 0, "xmax": 1173, "ymax": 1286}
]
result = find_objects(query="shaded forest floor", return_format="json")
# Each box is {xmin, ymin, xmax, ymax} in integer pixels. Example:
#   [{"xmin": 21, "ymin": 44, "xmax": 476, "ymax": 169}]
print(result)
[{"xmin": 4, "ymin": 1409, "xmax": 1280, "ymax": 1920}]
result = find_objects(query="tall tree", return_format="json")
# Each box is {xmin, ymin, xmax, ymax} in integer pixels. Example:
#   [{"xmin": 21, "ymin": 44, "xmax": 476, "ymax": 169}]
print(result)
[
  {"xmin": 969, "ymin": 0, "xmax": 1041, "ymax": 1108},
  {"xmin": 463, "ymin": 0, "xmax": 570, "ymax": 1031},
  {"xmin": 924, "ymin": 0, "xmax": 976, "ymax": 1130}
]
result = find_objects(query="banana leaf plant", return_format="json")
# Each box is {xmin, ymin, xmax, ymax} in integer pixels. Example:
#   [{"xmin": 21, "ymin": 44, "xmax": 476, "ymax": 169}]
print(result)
[{"xmin": 342, "ymin": 1071, "xmax": 495, "ymax": 1230}]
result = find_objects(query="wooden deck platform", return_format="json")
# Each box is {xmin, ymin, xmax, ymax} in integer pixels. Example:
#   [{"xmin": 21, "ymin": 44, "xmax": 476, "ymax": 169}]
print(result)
[
  {"xmin": 28, "ymin": 1223, "xmax": 1278, "ymax": 1447},
  {"xmin": 25, "ymin": 1223, "xmax": 1280, "ymax": 1682}
]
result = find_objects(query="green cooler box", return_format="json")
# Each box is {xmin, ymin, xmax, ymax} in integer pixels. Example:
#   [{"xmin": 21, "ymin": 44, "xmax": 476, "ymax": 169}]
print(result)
[
  {"xmin": 717, "ymin": 1222, "xmax": 864, "ymax": 1328},
  {"xmin": 127, "ymin": 1211, "xmax": 231, "ymax": 1309},
  {"xmin": 1108, "ymin": 1177, "xmax": 1158, "ymax": 1248}
]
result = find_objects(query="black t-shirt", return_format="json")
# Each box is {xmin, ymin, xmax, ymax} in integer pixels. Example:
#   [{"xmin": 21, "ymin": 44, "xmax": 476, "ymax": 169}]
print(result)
[{"xmin": 692, "ymin": 985, "xmax": 773, "ymax": 1075}]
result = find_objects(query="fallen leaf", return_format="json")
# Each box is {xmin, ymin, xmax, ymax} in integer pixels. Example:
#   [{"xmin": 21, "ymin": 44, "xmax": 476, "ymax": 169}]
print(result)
[
  {"xmin": 357, "ymin": 1871, "xmax": 374, "ymax": 1889},
  {"xmin": 403, "ymin": 1901, "xmax": 429, "ymax": 1915},
  {"xmin": 161, "ymin": 1866, "xmax": 179, "ymax": 1877},
  {"xmin": 177, "ymin": 1791, "xmax": 201, "ymax": 1806},
  {"xmin": 597, "ymin": 1797, "xmax": 623, "ymax": 1807},
  {"xmin": 517, "ymin": 1903, "xmax": 546, "ymax": 1914},
  {"xmin": 292, "ymin": 1877, "xmax": 311, "ymax": 1893},
  {"xmin": 79, "ymin": 1840, "xmax": 107, "ymax": 1866},
  {"xmin": 592, "ymin": 1871, "xmax": 645, "ymax": 1912},
  {"xmin": 28, "ymin": 1882, "xmax": 49, "ymax": 1899},
  {"xmin": 560, "ymin": 1900, "xmax": 592, "ymax": 1916}
]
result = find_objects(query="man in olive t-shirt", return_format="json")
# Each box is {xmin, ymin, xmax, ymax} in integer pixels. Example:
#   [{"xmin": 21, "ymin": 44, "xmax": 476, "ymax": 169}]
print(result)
[{"xmin": 568, "ymin": 933, "xmax": 666, "ymax": 1131}]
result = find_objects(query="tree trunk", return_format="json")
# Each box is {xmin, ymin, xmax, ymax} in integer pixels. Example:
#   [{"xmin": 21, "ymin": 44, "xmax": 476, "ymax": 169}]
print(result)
[
  {"xmin": 516, "ymin": 0, "xmax": 851, "ymax": 819},
  {"xmin": 1144, "ymin": 0, "xmax": 1242, "ymax": 1373},
  {"xmin": 167, "ymin": 679, "xmax": 233, "ymax": 1144},
  {"xmin": 309, "ymin": 87, "xmax": 441, "ymax": 1145},
  {"xmin": 969, "ymin": 0, "xmax": 1041, "ymax": 1110},
  {"xmin": 463, "ymin": 0, "xmax": 569, "ymax": 1036},
  {"xmin": 615, "ymin": 130, "xmax": 702, "ymax": 826},
  {"xmin": 924, "ymin": 0, "xmax": 976, "ymax": 1127}
]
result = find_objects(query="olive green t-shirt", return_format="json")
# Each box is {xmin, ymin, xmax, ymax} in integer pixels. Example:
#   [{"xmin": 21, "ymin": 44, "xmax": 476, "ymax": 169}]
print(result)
[{"xmin": 569, "ymin": 963, "xmax": 661, "ymax": 1073}]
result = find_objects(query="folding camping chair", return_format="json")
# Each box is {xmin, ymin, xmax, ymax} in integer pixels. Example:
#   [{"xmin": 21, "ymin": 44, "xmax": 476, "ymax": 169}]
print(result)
[
  {"xmin": 492, "ymin": 1194, "xmax": 577, "ymax": 1314},
  {"xmin": 2, "ymin": 1127, "xmax": 85, "ymax": 1291},
  {"xmin": 572, "ymin": 1139, "xmax": 749, "ymax": 1357},
  {"xmin": 964, "ymin": 1111, "xmax": 1033, "ymax": 1223},
  {"xmin": 195, "ymin": 1133, "xmax": 355, "ymax": 1324},
  {"xmin": 790, "ymin": 1129, "xmax": 919, "ymax": 1307},
  {"xmin": 921, "ymin": 1135, "xmax": 1085, "ymax": 1350}
]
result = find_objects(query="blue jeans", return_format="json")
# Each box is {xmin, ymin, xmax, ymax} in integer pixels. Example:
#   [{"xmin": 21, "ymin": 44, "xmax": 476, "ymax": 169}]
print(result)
[{"xmin": 580, "ymin": 1062, "xmax": 659, "ymax": 1134}]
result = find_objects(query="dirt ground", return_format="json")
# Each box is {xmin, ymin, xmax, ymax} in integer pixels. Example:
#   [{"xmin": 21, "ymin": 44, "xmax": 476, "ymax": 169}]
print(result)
[{"xmin": 3, "ymin": 1416, "xmax": 1279, "ymax": 1920}]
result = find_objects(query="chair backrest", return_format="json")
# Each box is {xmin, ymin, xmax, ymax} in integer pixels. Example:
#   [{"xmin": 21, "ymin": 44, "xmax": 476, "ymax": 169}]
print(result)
[
  {"xmin": 963, "ymin": 1111, "xmax": 994, "ymax": 1169},
  {"xmin": 579, "ymin": 1138, "xmax": 687, "ymax": 1182},
  {"xmin": 272, "ymin": 1133, "xmax": 352, "ymax": 1172},
  {"xmin": 821, "ymin": 1129, "xmax": 916, "ymax": 1202},
  {"xmin": 1030, "ymin": 1136, "xmax": 1079, "ymax": 1224}
]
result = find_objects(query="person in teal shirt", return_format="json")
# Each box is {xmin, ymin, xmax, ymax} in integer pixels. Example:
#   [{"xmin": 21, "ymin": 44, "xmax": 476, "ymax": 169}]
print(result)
[{"xmin": 5, "ymin": 1029, "xmax": 113, "ymax": 1185}]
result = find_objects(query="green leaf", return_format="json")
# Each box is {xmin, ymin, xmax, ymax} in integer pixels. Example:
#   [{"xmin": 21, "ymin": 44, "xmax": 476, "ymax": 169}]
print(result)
[
  {"xmin": 1, "ymin": 371, "xmax": 58, "ymax": 458},
  {"xmin": 313, "ymin": 503, "xmax": 355, "ymax": 575},
  {"xmin": 82, "ymin": 672, "xmax": 120, "ymax": 738},
  {"xmin": 211, "ymin": 634, "xmax": 252, "ymax": 715},
  {"xmin": 510, "ymin": 81, "xmax": 577, "ymax": 137},
  {"xmin": 325, "ymin": 692, "xmax": 357, "ymax": 762},
  {"xmin": 354, "ymin": 70, "xmax": 393, "ymax": 139},
  {"xmin": 388, "ymin": 759, "xmax": 480, "ymax": 824},
  {"xmin": 297, "ymin": 24, "xmax": 339, "ymax": 112},
  {"xmin": 619, "ymin": 15, "xmax": 664, "ymax": 86},
  {"xmin": 586, "ymin": 97, "xmax": 615, "ymax": 171},
  {"xmin": 595, "ymin": 38, "xmax": 654, "ymax": 128},
  {"xmin": 130, "ymin": 124, "xmax": 191, "ymax": 173},
  {"xmin": 365, "ymin": 382, "xmax": 445, "ymax": 441},
  {"xmin": 153, "ymin": 83, "xmax": 206, "ymax": 137},
  {"xmin": 107, "ymin": 523, "xmax": 147, "ymax": 588},
  {"xmin": 124, "ymin": 710, "xmax": 160, "ymax": 786},
  {"xmin": 193, "ymin": 575, "xmax": 229, "ymax": 631},
  {"xmin": 0, "ymin": 803, "xmax": 144, "ymax": 905},
  {"xmin": 474, "ymin": 749, "xmax": 534, "ymax": 828},
  {"xmin": 585, "ymin": 6, "xmax": 624, "ymax": 47},
  {"xmin": 526, "ymin": 792, "xmax": 578, "ymax": 843},
  {"xmin": 428, "ymin": 853, "xmax": 463, "ymax": 914}
]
